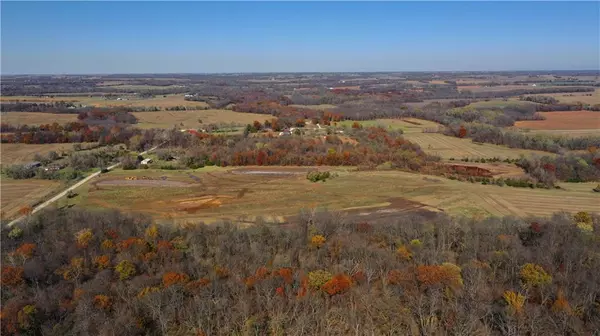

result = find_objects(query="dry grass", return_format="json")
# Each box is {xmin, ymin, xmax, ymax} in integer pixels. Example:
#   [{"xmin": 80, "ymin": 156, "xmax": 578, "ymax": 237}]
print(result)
[
  {"xmin": 132, "ymin": 109, "xmax": 274, "ymax": 129},
  {"xmin": 1, "ymin": 95, "xmax": 210, "ymax": 109},
  {"xmin": 403, "ymin": 132, "xmax": 553, "ymax": 159},
  {"xmin": 1, "ymin": 179, "xmax": 62, "ymax": 220},
  {"xmin": 515, "ymin": 111, "xmax": 600, "ymax": 130},
  {"xmin": 524, "ymin": 88, "xmax": 600, "ymax": 105},
  {"xmin": 1, "ymin": 112, "xmax": 78, "ymax": 126},
  {"xmin": 338, "ymin": 118, "xmax": 442, "ymax": 133},
  {"xmin": 71, "ymin": 168, "xmax": 599, "ymax": 223},
  {"xmin": 1, "ymin": 143, "xmax": 80, "ymax": 165},
  {"xmin": 458, "ymin": 85, "xmax": 530, "ymax": 92},
  {"xmin": 289, "ymin": 104, "xmax": 337, "ymax": 110}
]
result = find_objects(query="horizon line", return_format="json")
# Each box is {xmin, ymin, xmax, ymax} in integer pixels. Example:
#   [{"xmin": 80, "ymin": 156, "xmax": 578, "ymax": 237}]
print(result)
[{"xmin": 2, "ymin": 69, "xmax": 600, "ymax": 77}]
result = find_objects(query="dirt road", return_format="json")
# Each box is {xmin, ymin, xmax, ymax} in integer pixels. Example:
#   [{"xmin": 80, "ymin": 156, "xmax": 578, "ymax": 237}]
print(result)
[{"xmin": 5, "ymin": 143, "xmax": 163, "ymax": 228}]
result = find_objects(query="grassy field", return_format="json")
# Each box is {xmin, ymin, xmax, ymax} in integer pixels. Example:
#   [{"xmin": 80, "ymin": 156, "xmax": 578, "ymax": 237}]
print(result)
[
  {"xmin": 468, "ymin": 100, "xmax": 539, "ymax": 109},
  {"xmin": 1, "ymin": 112, "xmax": 78, "ymax": 125},
  {"xmin": 289, "ymin": 104, "xmax": 337, "ymax": 110},
  {"xmin": 69, "ymin": 167, "xmax": 599, "ymax": 224},
  {"xmin": 132, "ymin": 109, "xmax": 274, "ymax": 129},
  {"xmin": 1, "ymin": 179, "xmax": 63, "ymax": 220},
  {"xmin": 0, "ymin": 143, "xmax": 82, "ymax": 165},
  {"xmin": 522, "ymin": 88, "xmax": 600, "ymax": 105},
  {"xmin": 403, "ymin": 132, "xmax": 553, "ymax": 159},
  {"xmin": 1, "ymin": 94, "xmax": 210, "ymax": 109},
  {"xmin": 338, "ymin": 118, "xmax": 442, "ymax": 133},
  {"xmin": 514, "ymin": 111, "xmax": 599, "ymax": 130}
]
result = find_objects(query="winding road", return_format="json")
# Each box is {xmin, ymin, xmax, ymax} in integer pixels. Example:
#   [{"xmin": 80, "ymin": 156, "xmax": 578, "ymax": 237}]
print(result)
[{"xmin": 6, "ymin": 143, "xmax": 164, "ymax": 228}]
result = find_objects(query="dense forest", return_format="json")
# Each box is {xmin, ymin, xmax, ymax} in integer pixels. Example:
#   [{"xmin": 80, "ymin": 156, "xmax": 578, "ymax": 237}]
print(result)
[{"xmin": 1, "ymin": 208, "xmax": 599, "ymax": 335}]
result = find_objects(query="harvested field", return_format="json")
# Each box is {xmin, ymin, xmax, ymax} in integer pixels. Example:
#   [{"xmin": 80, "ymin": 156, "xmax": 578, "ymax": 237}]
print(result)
[
  {"xmin": 97, "ymin": 180, "xmax": 191, "ymax": 187},
  {"xmin": 403, "ymin": 133, "xmax": 553, "ymax": 159},
  {"xmin": 1, "ymin": 179, "xmax": 62, "ymax": 220},
  {"xmin": 514, "ymin": 111, "xmax": 599, "ymax": 130},
  {"xmin": 132, "ymin": 109, "xmax": 273, "ymax": 129},
  {"xmin": 1, "ymin": 143, "xmax": 80, "ymax": 165},
  {"xmin": 71, "ymin": 167, "xmax": 598, "ymax": 224},
  {"xmin": 1, "ymin": 112, "xmax": 78, "ymax": 126}
]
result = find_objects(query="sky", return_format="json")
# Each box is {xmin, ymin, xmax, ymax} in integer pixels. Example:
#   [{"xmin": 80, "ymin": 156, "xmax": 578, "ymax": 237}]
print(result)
[{"xmin": 1, "ymin": 1, "xmax": 599, "ymax": 74}]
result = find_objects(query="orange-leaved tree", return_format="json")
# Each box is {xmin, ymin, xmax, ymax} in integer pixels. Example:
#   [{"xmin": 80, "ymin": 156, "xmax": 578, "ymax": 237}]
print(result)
[
  {"xmin": 322, "ymin": 274, "xmax": 353, "ymax": 296},
  {"xmin": 163, "ymin": 272, "xmax": 190, "ymax": 288}
]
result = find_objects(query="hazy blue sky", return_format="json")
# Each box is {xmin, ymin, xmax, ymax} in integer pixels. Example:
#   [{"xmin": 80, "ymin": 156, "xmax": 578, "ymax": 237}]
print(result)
[{"xmin": 1, "ymin": 1, "xmax": 598, "ymax": 74}]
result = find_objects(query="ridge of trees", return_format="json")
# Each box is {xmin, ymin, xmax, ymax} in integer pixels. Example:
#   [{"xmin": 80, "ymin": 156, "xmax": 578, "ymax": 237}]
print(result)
[{"xmin": 1, "ymin": 208, "xmax": 599, "ymax": 335}]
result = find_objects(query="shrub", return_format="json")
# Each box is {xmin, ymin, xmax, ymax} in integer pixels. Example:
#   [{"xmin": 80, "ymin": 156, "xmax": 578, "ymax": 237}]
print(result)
[
  {"xmin": 551, "ymin": 289, "xmax": 572, "ymax": 314},
  {"xmin": 8, "ymin": 227, "xmax": 23, "ymax": 240},
  {"xmin": 520, "ymin": 263, "xmax": 552, "ymax": 287},
  {"xmin": 410, "ymin": 239, "xmax": 423, "ymax": 247},
  {"xmin": 574, "ymin": 211, "xmax": 592, "ymax": 224},
  {"xmin": 310, "ymin": 235, "xmax": 326, "ymax": 248},
  {"xmin": 308, "ymin": 270, "xmax": 333, "ymax": 289},
  {"xmin": 307, "ymin": 171, "xmax": 332, "ymax": 183},
  {"xmin": 1, "ymin": 266, "xmax": 24, "ymax": 286},
  {"xmin": 115, "ymin": 260, "xmax": 136, "ymax": 280},
  {"xmin": 13, "ymin": 243, "xmax": 36, "ymax": 259},
  {"xmin": 503, "ymin": 291, "xmax": 525, "ymax": 315},
  {"xmin": 93, "ymin": 295, "xmax": 112, "ymax": 310},
  {"xmin": 322, "ymin": 274, "xmax": 353, "ymax": 296},
  {"xmin": 396, "ymin": 245, "xmax": 413, "ymax": 260},
  {"xmin": 75, "ymin": 228, "xmax": 93, "ymax": 248},
  {"xmin": 138, "ymin": 286, "xmax": 161, "ymax": 298},
  {"xmin": 94, "ymin": 255, "xmax": 110, "ymax": 269},
  {"xmin": 417, "ymin": 263, "xmax": 463, "ymax": 290},
  {"xmin": 163, "ymin": 272, "xmax": 190, "ymax": 288},
  {"xmin": 276, "ymin": 268, "xmax": 293, "ymax": 284}
]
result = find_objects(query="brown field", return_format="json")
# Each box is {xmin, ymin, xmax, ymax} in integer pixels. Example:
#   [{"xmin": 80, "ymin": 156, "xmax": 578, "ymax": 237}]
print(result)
[
  {"xmin": 1, "ymin": 112, "xmax": 78, "ymax": 125},
  {"xmin": 132, "ymin": 109, "xmax": 275, "ymax": 129},
  {"xmin": 71, "ymin": 168, "xmax": 599, "ymax": 224},
  {"xmin": 1, "ymin": 143, "xmax": 81, "ymax": 165},
  {"xmin": 1, "ymin": 179, "xmax": 62, "ymax": 220},
  {"xmin": 514, "ymin": 111, "xmax": 600, "ymax": 130}
]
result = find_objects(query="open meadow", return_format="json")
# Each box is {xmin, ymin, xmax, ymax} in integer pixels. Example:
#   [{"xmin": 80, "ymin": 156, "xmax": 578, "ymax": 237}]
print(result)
[
  {"xmin": 1, "ymin": 112, "xmax": 78, "ymax": 126},
  {"xmin": 132, "ymin": 109, "xmax": 274, "ymax": 129},
  {"xmin": 523, "ymin": 88, "xmax": 600, "ymax": 105},
  {"xmin": 402, "ymin": 132, "xmax": 552, "ymax": 159},
  {"xmin": 1, "ymin": 94, "xmax": 210, "ymax": 109},
  {"xmin": 0, "ymin": 143, "xmax": 80, "ymax": 165},
  {"xmin": 338, "ymin": 118, "xmax": 441, "ymax": 133},
  {"xmin": 0, "ymin": 179, "xmax": 63, "ymax": 220},
  {"xmin": 68, "ymin": 167, "xmax": 599, "ymax": 224}
]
